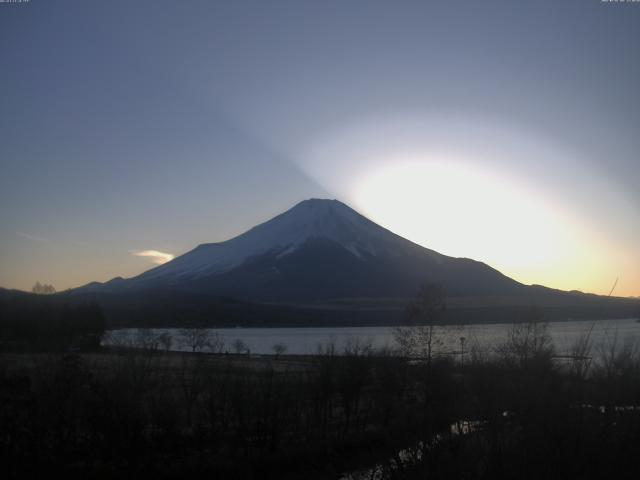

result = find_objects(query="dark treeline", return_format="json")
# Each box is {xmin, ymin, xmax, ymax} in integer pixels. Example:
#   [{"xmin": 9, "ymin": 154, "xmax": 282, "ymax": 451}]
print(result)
[
  {"xmin": 0, "ymin": 295, "xmax": 105, "ymax": 351},
  {"xmin": 1, "ymin": 327, "xmax": 640, "ymax": 479},
  {"xmin": 57, "ymin": 287, "xmax": 640, "ymax": 329}
]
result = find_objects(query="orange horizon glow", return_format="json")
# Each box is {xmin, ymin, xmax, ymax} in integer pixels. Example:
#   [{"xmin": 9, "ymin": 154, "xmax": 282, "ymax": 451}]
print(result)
[{"xmin": 350, "ymin": 161, "xmax": 639, "ymax": 298}]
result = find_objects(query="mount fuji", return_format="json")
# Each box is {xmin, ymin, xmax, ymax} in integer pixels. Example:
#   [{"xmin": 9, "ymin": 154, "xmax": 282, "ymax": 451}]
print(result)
[
  {"xmin": 82, "ymin": 199, "xmax": 523, "ymax": 300},
  {"xmin": 71, "ymin": 199, "xmax": 638, "ymax": 326}
]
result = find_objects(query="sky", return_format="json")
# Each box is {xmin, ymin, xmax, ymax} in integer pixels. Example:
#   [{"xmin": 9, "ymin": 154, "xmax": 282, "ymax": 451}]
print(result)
[{"xmin": 1, "ymin": 0, "xmax": 638, "ymax": 297}]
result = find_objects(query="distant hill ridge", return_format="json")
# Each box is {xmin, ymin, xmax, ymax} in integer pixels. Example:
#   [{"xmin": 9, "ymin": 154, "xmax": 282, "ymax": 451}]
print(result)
[{"xmin": 49, "ymin": 198, "xmax": 640, "ymax": 326}]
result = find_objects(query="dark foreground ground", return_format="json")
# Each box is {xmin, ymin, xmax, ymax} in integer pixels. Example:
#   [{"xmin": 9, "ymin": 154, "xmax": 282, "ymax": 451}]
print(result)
[{"xmin": 2, "ymin": 325, "xmax": 640, "ymax": 480}]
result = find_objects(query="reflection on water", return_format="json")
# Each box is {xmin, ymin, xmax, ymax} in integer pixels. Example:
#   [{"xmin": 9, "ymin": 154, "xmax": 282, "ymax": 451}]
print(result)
[
  {"xmin": 104, "ymin": 318, "xmax": 640, "ymax": 356},
  {"xmin": 341, "ymin": 419, "xmax": 488, "ymax": 480}
]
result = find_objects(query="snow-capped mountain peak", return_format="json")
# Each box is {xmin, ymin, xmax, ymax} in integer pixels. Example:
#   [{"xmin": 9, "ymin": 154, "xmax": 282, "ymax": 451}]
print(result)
[{"xmin": 133, "ymin": 198, "xmax": 434, "ymax": 284}]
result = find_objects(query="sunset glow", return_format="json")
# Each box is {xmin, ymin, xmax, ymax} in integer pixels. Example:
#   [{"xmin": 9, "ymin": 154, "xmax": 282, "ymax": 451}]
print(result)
[
  {"xmin": 1, "ymin": 1, "xmax": 638, "ymax": 298},
  {"xmin": 352, "ymin": 160, "xmax": 633, "ymax": 296}
]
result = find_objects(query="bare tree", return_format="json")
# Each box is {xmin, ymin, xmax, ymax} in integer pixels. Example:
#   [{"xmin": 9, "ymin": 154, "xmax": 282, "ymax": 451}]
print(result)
[
  {"xmin": 32, "ymin": 281, "xmax": 56, "ymax": 294},
  {"xmin": 272, "ymin": 343, "xmax": 287, "ymax": 358},
  {"xmin": 569, "ymin": 330, "xmax": 593, "ymax": 380},
  {"xmin": 232, "ymin": 338, "xmax": 247, "ymax": 354},
  {"xmin": 180, "ymin": 328, "xmax": 211, "ymax": 353},
  {"xmin": 316, "ymin": 337, "xmax": 337, "ymax": 356},
  {"xmin": 343, "ymin": 337, "xmax": 373, "ymax": 357},
  {"xmin": 207, "ymin": 332, "xmax": 225, "ymax": 354},
  {"xmin": 498, "ymin": 308, "xmax": 553, "ymax": 368},
  {"xmin": 393, "ymin": 283, "xmax": 446, "ymax": 366}
]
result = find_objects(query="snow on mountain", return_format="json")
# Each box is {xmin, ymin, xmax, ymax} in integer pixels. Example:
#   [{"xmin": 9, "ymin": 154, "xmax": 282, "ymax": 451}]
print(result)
[
  {"xmin": 131, "ymin": 199, "xmax": 443, "ymax": 286},
  {"xmin": 67, "ymin": 198, "xmax": 640, "ymax": 322}
]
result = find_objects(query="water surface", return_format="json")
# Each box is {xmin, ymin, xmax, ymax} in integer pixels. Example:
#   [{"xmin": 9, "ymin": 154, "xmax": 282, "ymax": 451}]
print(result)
[{"xmin": 104, "ymin": 318, "xmax": 640, "ymax": 356}]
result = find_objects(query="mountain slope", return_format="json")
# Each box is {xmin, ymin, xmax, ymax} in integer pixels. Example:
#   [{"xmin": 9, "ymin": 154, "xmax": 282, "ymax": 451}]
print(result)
[
  {"xmin": 68, "ymin": 199, "xmax": 640, "ymax": 326},
  {"xmin": 134, "ymin": 199, "xmax": 443, "ymax": 283},
  {"xmin": 83, "ymin": 199, "xmax": 524, "ymax": 301}
]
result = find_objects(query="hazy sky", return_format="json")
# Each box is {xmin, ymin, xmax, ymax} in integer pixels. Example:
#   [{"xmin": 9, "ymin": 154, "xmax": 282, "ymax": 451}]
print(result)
[{"xmin": 1, "ymin": 0, "xmax": 639, "ymax": 296}]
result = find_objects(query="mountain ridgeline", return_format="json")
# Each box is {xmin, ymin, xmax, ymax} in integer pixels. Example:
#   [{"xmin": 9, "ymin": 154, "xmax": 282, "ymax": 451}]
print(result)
[
  {"xmin": 69, "ymin": 199, "xmax": 639, "ymax": 327},
  {"xmin": 81, "ymin": 199, "xmax": 523, "ymax": 299}
]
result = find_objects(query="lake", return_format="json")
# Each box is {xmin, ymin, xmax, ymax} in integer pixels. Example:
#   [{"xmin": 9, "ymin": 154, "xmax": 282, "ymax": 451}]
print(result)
[{"xmin": 104, "ymin": 318, "xmax": 640, "ymax": 356}]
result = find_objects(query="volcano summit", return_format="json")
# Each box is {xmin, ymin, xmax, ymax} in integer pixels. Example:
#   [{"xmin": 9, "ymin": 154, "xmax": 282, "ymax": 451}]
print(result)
[
  {"xmin": 83, "ymin": 199, "xmax": 523, "ymax": 301},
  {"xmin": 73, "ymin": 199, "xmax": 637, "ymax": 326}
]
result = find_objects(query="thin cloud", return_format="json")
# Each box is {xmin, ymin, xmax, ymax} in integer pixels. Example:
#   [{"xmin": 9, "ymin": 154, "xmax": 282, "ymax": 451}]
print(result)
[
  {"xmin": 130, "ymin": 249, "xmax": 175, "ymax": 265},
  {"xmin": 16, "ymin": 231, "xmax": 50, "ymax": 243}
]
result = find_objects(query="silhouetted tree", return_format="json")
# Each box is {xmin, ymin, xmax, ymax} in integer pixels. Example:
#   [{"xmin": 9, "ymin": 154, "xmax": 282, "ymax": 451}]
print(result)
[
  {"xmin": 232, "ymin": 338, "xmax": 247, "ymax": 354},
  {"xmin": 497, "ymin": 307, "xmax": 554, "ymax": 369},
  {"xmin": 31, "ymin": 281, "xmax": 56, "ymax": 294},
  {"xmin": 0, "ymin": 295, "xmax": 105, "ymax": 350},
  {"xmin": 272, "ymin": 343, "xmax": 287, "ymax": 358},
  {"xmin": 208, "ymin": 332, "xmax": 225, "ymax": 353},
  {"xmin": 180, "ymin": 327, "xmax": 211, "ymax": 353},
  {"xmin": 393, "ymin": 283, "xmax": 447, "ymax": 366}
]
